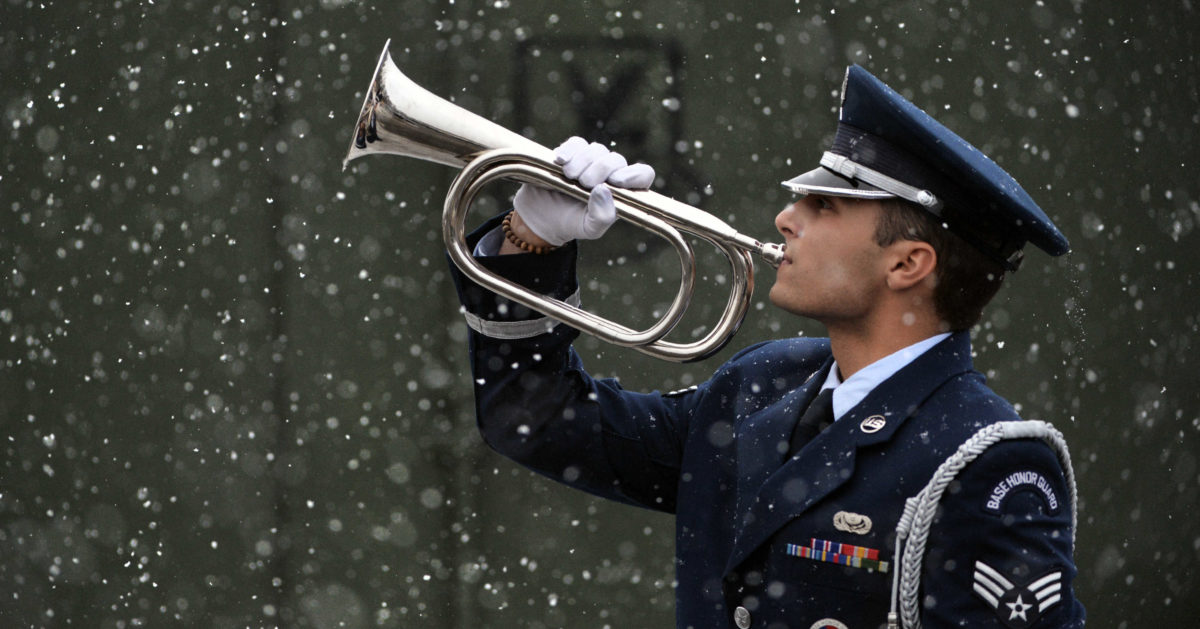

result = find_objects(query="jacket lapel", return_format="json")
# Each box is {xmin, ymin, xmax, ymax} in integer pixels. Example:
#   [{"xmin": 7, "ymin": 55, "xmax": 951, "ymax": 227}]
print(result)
[
  {"xmin": 732, "ymin": 359, "xmax": 833, "ymax": 516},
  {"xmin": 724, "ymin": 332, "xmax": 976, "ymax": 573}
]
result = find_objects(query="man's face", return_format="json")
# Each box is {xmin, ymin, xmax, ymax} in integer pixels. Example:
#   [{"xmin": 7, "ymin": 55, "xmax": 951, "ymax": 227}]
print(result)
[{"xmin": 769, "ymin": 195, "xmax": 890, "ymax": 324}]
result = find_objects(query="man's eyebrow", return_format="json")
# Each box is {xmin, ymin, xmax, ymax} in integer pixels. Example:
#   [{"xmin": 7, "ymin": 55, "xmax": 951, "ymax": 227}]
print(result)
[{"xmin": 818, "ymin": 194, "xmax": 844, "ymax": 208}]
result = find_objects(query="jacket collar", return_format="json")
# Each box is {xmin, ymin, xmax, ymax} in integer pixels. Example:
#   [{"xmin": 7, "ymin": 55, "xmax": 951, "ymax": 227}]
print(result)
[{"xmin": 725, "ymin": 331, "xmax": 976, "ymax": 573}]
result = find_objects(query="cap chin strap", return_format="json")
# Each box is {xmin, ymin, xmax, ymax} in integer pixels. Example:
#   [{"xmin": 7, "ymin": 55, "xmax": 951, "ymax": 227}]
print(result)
[
  {"xmin": 820, "ymin": 152, "xmax": 944, "ymax": 213},
  {"xmin": 815, "ymin": 151, "xmax": 1025, "ymax": 272}
]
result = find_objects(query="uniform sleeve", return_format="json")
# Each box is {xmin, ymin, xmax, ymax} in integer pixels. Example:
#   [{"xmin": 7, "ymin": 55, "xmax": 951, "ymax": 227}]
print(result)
[
  {"xmin": 447, "ymin": 212, "xmax": 710, "ymax": 513},
  {"xmin": 919, "ymin": 438, "xmax": 1086, "ymax": 628}
]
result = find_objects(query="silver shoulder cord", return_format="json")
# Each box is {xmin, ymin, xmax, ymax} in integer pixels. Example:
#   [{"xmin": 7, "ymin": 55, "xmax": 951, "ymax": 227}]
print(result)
[{"xmin": 886, "ymin": 420, "xmax": 1078, "ymax": 629}]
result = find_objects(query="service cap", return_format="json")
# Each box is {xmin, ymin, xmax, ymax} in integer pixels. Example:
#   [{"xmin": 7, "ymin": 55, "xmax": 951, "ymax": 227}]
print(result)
[{"xmin": 782, "ymin": 65, "xmax": 1069, "ymax": 270}]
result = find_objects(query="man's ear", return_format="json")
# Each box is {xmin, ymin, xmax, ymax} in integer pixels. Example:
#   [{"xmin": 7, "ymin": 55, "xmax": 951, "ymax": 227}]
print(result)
[{"xmin": 885, "ymin": 240, "xmax": 937, "ymax": 291}]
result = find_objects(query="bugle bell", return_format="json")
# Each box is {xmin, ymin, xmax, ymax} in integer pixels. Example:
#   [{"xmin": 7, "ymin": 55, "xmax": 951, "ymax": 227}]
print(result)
[{"xmin": 343, "ymin": 40, "xmax": 783, "ymax": 362}]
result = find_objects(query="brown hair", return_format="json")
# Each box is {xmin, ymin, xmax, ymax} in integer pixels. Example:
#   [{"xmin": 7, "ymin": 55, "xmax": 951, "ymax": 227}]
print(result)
[{"xmin": 874, "ymin": 199, "xmax": 1007, "ymax": 331}]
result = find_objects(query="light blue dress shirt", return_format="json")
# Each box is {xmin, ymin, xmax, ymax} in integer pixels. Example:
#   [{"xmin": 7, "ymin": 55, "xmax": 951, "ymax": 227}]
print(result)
[{"xmin": 820, "ymin": 332, "xmax": 952, "ymax": 420}]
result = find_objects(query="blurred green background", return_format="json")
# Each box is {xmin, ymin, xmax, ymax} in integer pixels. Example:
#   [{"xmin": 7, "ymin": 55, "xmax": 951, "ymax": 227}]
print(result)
[{"xmin": 2, "ymin": 0, "xmax": 1196, "ymax": 627}]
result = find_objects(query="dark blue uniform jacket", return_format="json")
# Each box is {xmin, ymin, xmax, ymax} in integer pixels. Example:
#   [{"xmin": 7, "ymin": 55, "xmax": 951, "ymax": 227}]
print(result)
[{"xmin": 451, "ymin": 214, "xmax": 1085, "ymax": 629}]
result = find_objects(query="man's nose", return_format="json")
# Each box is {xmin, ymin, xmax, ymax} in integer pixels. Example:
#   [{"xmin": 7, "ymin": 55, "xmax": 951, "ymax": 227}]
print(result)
[{"xmin": 775, "ymin": 202, "xmax": 801, "ymax": 237}]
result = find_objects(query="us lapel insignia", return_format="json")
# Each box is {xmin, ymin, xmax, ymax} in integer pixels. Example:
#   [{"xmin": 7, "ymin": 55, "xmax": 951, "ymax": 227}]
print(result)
[
  {"xmin": 860, "ymin": 414, "xmax": 886, "ymax": 433},
  {"xmin": 833, "ymin": 511, "xmax": 872, "ymax": 535},
  {"xmin": 972, "ymin": 560, "xmax": 1063, "ymax": 629},
  {"xmin": 809, "ymin": 619, "xmax": 849, "ymax": 629}
]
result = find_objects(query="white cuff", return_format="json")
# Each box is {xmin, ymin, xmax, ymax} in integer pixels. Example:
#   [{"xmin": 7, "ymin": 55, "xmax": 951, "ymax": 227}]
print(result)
[
  {"xmin": 473, "ymin": 226, "xmax": 506, "ymax": 256},
  {"xmin": 462, "ymin": 290, "xmax": 581, "ymax": 340}
]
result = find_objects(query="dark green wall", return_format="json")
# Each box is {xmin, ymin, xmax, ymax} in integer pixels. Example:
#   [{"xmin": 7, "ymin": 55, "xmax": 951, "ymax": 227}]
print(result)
[{"xmin": 2, "ymin": 1, "xmax": 1196, "ymax": 626}]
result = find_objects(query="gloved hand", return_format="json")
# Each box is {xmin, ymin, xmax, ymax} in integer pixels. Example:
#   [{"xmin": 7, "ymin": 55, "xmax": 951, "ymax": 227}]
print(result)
[{"xmin": 513, "ymin": 137, "xmax": 655, "ymax": 247}]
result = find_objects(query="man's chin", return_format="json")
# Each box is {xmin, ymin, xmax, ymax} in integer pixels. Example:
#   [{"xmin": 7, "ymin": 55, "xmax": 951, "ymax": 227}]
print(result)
[
  {"xmin": 767, "ymin": 286, "xmax": 784, "ymax": 310},
  {"xmin": 767, "ymin": 289, "xmax": 804, "ymax": 317}
]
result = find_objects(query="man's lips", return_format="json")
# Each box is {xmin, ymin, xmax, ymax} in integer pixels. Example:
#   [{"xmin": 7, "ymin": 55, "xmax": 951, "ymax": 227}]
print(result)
[{"xmin": 780, "ymin": 232, "xmax": 801, "ymax": 265}]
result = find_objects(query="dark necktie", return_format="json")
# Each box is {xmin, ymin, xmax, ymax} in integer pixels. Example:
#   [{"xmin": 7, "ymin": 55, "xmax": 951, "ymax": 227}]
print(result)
[{"xmin": 789, "ymin": 388, "xmax": 835, "ymax": 456}]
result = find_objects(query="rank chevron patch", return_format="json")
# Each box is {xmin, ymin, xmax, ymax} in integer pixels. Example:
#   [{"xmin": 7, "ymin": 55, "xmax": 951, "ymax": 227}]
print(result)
[{"xmin": 972, "ymin": 560, "xmax": 1063, "ymax": 629}]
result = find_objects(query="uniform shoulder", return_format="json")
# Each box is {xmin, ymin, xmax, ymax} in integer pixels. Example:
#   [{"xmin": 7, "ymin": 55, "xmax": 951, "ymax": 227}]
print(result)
[
  {"xmin": 921, "ymin": 423, "xmax": 1083, "ymax": 628},
  {"xmin": 689, "ymin": 338, "xmax": 831, "ymax": 409},
  {"xmin": 919, "ymin": 371, "xmax": 1024, "ymax": 440},
  {"xmin": 890, "ymin": 373, "xmax": 1028, "ymax": 470},
  {"xmin": 937, "ymin": 421, "xmax": 1075, "ymax": 522}
]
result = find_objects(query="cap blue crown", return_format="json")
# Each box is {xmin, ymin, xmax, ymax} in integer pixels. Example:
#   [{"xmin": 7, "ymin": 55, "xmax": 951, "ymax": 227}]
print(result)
[{"xmin": 784, "ymin": 65, "xmax": 1069, "ymax": 269}]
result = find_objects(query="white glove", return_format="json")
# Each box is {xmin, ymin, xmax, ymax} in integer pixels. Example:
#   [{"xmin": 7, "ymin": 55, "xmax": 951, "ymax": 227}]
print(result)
[{"xmin": 513, "ymin": 137, "xmax": 656, "ymax": 247}]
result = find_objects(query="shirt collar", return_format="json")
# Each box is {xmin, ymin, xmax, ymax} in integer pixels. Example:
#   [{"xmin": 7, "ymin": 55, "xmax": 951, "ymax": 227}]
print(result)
[{"xmin": 820, "ymin": 332, "xmax": 952, "ymax": 420}]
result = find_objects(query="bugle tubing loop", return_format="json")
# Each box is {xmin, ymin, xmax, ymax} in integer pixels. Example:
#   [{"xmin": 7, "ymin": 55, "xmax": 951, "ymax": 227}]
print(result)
[
  {"xmin": 344, "ymin": 41, "xmax": 784, "ymax": 362},
  {"xmin": 444, "ymin": 149, "xmax": 696, "ymax": 350}
]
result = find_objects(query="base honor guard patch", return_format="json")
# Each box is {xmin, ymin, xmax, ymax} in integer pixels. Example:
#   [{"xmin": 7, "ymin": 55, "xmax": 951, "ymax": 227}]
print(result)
[
  {"xmin": 786, "ymin": 538, "xmax": 889, "ymax": 573},
  {"xmin": 984, "ymin": 469, "xmax": 1061, "ymax": 515},
  {"xmin": 972, "ymin": 560, "xmax": 1063, "ymax": 629}
]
